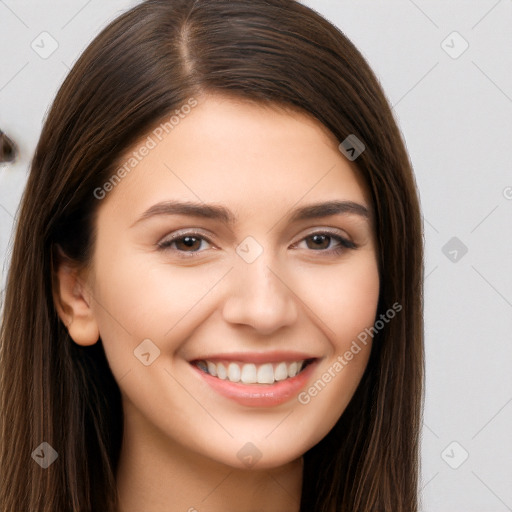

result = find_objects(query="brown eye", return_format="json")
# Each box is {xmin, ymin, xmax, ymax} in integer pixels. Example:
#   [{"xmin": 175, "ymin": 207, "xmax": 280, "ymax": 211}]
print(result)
[
  {"xmin": 157, "ymin": 232, "xmax": 213, "ymax": 256},
  {"xmin": 305, "ymin": 234, "xmax": 332, "ymax": 250},
  {"xmin": 295, "ymin": 231, "xmax": 356, "ymax": 255},
  {"xmin": 173, "ymin": 236, "xmax": 203, "ymax": 252}
]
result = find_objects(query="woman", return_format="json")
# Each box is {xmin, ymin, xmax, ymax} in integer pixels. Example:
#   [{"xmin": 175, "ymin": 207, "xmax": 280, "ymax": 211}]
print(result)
[{"xmin": 0, "ymin": 0, "xmax": 424, "ymax": 510}]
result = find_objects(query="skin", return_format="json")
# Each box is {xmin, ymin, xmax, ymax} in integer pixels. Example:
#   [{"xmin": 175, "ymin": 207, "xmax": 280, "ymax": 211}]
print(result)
[{"xmin": 55, "ymin": 95, "xmax": 380, "ymax": 512}]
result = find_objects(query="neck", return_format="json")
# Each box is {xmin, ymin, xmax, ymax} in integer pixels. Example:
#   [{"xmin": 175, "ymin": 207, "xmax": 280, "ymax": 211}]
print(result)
[{"xmin": 115, "ymin": 401, "xmax": 303, "ymax": 512}]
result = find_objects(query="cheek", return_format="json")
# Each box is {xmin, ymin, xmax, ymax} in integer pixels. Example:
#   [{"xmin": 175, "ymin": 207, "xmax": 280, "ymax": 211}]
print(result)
[
  {"xmin": 297, "ymin": 252, "xmax": 380, "ymax": 350},
  {"xmin": 89, "ymin": 246, "xmax": 228, "ymax": 366},
  {"xmin": 289, "ymin": 253, "xmax": 379, "ymax": 444}
]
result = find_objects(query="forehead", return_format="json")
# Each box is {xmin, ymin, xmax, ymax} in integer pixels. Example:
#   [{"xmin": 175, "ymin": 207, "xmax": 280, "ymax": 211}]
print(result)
[{"xmin": 99, "ymin": 95, "xmax": 371, "ymax": 219}]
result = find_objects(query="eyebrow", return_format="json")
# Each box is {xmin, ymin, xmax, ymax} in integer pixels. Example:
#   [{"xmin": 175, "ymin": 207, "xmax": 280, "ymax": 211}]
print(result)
[{"xmin": 131, "ymin": 199, "xmax": 369, "ymax": 227}]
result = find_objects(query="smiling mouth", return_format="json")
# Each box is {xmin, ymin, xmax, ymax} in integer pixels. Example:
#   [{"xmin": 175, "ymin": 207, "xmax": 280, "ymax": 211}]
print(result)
[{"xmin": 192, "ymin": 358, "xmax": 315, "ymax": 385}]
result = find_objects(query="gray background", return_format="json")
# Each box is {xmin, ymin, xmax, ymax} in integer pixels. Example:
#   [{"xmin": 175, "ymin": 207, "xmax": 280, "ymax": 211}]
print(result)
[{"xmin": 1, "ymin": 1, "xmax": 511, "ymax": 510}]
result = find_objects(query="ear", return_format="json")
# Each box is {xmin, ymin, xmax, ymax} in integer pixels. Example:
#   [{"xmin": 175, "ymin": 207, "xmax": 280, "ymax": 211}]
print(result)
[{"xmin": 52, "ymin": 247, "xmax": 100, "ymax": 346}]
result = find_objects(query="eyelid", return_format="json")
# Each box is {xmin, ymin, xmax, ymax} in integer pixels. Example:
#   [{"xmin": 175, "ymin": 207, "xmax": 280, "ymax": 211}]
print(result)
[
  {"xmin": 293, "ymin": 226, "xmax": 354, "ymax": 245},
  {"xmin": 157, "ymin": 228, "xmax": 215, "ymax": 249},
  {"xmin": 157, "ymin": 226, "xmax": 358, "ymax": 259}
]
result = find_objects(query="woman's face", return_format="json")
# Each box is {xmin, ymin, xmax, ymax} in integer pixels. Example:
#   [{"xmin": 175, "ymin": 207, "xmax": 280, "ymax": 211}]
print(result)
[{"xmin": 80, "ymin": 95, "xmax": 379, "ymax": 469}]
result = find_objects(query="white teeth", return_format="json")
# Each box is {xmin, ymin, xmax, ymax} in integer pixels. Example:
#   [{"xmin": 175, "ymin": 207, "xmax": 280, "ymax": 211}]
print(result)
[
  {"xmin": 240, "ymin": 363, "xmax": 257, "ymax": 384},
  {"xmin": 217, "ymin": 363, "xmax": 227, "ymax": 380},
  {"xmin": 257, "ymin": 363, "xmax": 274, "ymax": 384},
  {"xmin": 274, "ymin": 362, "xmax": 288, "ymax": 381},
  {"xmin": 197, "ymin": 359, "xmax": 310, "ymax": 384},
  {"xmin": 207, "ymin": 361, "xmax": 217, "ymax": 377},
  {"xmin": 288, "ymin": 362, "xmax": 299, "ymax": 378},
  {"xmin": 228, "ymin": 362, "xmax": 241, "ymax": 382}
]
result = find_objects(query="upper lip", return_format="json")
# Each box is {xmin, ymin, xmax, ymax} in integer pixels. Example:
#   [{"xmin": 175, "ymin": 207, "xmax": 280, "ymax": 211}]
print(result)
[{"xmin": 189, "ymin": 351, "xmax": 319, "ymax": 364}]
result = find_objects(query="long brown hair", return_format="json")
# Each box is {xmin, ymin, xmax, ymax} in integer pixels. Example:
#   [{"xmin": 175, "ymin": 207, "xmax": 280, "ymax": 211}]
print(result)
[{"xmin": 0, "ymin": 0, "xmax": 424, "ymax": 510}]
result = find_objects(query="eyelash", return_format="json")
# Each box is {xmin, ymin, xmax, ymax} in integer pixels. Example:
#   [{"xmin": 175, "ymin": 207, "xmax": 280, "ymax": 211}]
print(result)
[{"xmin": 157, "ymin": 230, "xmax": 357, "ymax": 258}]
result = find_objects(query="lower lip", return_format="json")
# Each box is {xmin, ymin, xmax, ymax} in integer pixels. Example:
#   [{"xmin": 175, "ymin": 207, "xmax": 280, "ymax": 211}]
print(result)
[{"xmin": 191, "ymin": 360, "xmax": 318, "ymax": 407}]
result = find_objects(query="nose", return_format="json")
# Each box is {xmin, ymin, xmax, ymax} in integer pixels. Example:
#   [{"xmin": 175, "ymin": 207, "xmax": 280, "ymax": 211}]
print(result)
[{"xmin": 221, "ymin": 252, "xmax": 299, "ymax": 336}]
